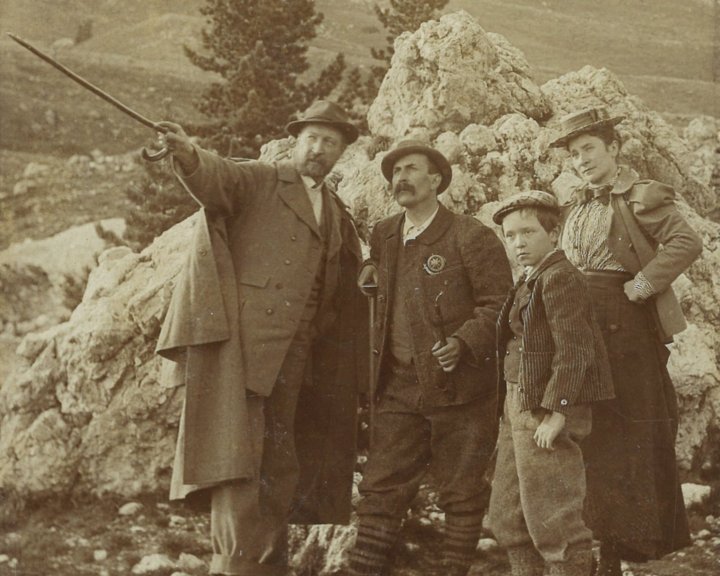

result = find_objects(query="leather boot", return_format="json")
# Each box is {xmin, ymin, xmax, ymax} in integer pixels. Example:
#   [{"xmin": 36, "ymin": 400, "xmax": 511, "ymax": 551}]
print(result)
[
  {"xmin": 506, "ymin": 544, "xmax": 545, "ymax": 576},
  {"xmin": 547, "ymin": 542, "xmax": 593, "ymax": 576}
]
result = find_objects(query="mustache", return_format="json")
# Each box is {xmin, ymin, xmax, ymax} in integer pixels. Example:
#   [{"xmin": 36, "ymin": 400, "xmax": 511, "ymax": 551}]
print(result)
[{"xmin": 394, "ymin": 182, "xmax": 415, "ymax": 194}]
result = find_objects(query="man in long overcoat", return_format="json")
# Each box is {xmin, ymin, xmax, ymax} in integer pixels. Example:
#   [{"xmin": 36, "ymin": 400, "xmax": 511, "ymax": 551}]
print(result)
[
  {"xmin": 346, "ymin": 141, "xmax": 512, "ymax": 576},
  {"xmin": 155, "ymin": 101, "xmax": 367, "ymax": 576}
]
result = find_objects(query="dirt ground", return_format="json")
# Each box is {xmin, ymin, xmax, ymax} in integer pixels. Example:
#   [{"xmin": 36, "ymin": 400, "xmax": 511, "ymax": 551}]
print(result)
[{"xmin": 0, "ymin": 491, "xmax": 718, "ymax": 576}]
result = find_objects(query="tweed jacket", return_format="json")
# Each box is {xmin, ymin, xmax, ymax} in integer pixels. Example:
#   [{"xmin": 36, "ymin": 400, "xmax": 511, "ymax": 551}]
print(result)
[
  {"xmin": 560, "ymin": 166, "xmax": 703, "ymax": 341},
  {"xmin": 497, "ymin": 251, "xmax": 614, "ymax": 414},
  {"xmin": 156, "ymin": 148, "xmax": 367, "ymax": 524},
  {"xmin": 365, "ymin": 204, "xmax": 512, "ymax": 407}
]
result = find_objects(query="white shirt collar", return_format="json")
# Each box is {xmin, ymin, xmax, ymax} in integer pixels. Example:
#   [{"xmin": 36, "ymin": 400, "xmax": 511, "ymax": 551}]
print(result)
[
  {"xmin": 403, "ymin": 205, "xmax": 440, "ymax": 244},
  {"xmin": 301, "ymin": 175, "xmax": 323, "ymax": 190}
]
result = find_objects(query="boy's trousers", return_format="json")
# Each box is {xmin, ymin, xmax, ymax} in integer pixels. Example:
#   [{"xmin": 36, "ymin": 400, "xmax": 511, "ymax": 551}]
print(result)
[{"xmin": 489, "ymin": 383, "xmax": 593, "ymax": 564}]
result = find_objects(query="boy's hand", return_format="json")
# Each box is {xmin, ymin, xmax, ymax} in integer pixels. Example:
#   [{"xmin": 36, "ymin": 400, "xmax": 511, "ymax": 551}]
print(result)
[
  {"xmin": 431, "ymin": 337, "xmax": 462, "ymax": 372},
  {"xmin": 534, "ymin": 411, "xmax": 566, "ymax": 450}
]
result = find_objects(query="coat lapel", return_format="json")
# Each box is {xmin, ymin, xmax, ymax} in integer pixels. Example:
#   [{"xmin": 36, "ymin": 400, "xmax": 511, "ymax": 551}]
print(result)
[
  {"xmin": 415, "ymin": 203, "xmax": 453, "ymax": 246},
  {"xmin": 520, "ymin": 251, "xmax": 566, "ymax": 311},
  {"xmin": 276, "ymin": 162, "xmax": 321, "ymax": 238},
  {"xmin": 383, "ymin": 212, "xmax": 404, "ymax": 320},
  {"xmin": 324, "ymin": 186, "xmax": 343, "ymax": 260}
]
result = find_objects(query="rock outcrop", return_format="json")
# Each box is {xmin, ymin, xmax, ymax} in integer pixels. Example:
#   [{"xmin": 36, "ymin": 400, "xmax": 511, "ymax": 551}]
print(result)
[
  {"xmin": 1, "ymin": 9, "xmax": 718, "ymax": 573},
  {"xmin": 0, "ymin": 219, "xmax": 125, "ymax": 337}
]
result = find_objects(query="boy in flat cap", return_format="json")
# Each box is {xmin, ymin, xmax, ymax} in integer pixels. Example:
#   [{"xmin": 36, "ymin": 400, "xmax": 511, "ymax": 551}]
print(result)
[
  {"xmin": 155, "ymin": 101, "xmax": 366, "ymax": 576},
  {"xmin": 551, "ymin": 107, "xmax": 701, "ymax": 575},
  {"xmin": 488, "ymin": 191, "xmax": 614, "ymax": 576},
  {"xmin": 344, "ymin": 140, "xmax": 512, "ymax": 576}
]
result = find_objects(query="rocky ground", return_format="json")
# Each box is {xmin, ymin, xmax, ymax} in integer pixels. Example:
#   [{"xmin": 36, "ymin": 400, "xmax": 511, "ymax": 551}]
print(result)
[
  {"xmin": 1, "ymin": 9, "xmax": 719, "ymax": 576},
  {"xmin": 1, "ymin": 483, "xmax": 718, "ymax": 575}
]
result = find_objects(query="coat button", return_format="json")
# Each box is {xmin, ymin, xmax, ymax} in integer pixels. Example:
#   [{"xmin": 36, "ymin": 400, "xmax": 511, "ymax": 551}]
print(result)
[
  {"xmin": 199, "ymin": 249, "xmax": 207, "ymax": 256},
  {"xmin": 505, "ymin": 350, "xmax": 510, "ymax": 356},
  {"xmin": 560, "ymin": 399, "xmax": 568, "ymax": 406},
  {"xmin": 291, "ymin": 235, "xmax": 297, "ymax": 241},
  {"xmin": 285, "ymin": 300, "xmax": 291, "ymax": 307},
  {"xmin": 609, "ymin": 324, "xmax": 619, "ymax": 332},
  {"xmin": 372, "ymin": 349, "xmax": 380, "ymax": 355},
  {"xmin": 519, "ymin": 346, "xmax": 523, "ymax": 352},
  {"xmin": 284, "ymin": 259, "xmax": 291, "ymax": 265},
  {"xmin": 266, "ymin": 308, "xmax": 274, "ymax": 315}
]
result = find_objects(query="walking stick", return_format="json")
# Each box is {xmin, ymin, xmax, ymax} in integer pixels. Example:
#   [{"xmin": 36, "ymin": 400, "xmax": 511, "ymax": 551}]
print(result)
[
  {"xmin": 362, "ymin": 280, "xmax": 378, "ymax": 448},
  {"xmin": 7, "ymin": 33, "xmax": 170, "ymax": 161}
]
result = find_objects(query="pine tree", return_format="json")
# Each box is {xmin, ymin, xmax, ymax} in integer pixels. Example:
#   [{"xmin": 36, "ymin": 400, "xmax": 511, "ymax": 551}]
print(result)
[
  {"xmin": 339, "ymin": 0, "xmax": 449, "ymax": 118},
  {"xmin": 123, "ymin": 161, "xmax": 198, "ymax": 251},
  {"xmin": 185, "ymin": 0, "xmax": 346, "ymax": 158}
]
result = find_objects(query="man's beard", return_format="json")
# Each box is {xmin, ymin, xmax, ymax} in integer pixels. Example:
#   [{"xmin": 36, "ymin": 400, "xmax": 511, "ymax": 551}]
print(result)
[{"xmin": 299, "ymin": 155, "xmax": 331, "ymax": 179}]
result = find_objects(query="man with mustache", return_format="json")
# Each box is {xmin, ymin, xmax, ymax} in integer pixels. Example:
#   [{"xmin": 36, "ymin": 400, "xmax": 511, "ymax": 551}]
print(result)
[
  {"xmin": 155, "ymin": 101, "xmax": 367, "ymax": 576},
  {"xmin": 346, "ymin": 140, "xmax": 512, "ymax": 576}
]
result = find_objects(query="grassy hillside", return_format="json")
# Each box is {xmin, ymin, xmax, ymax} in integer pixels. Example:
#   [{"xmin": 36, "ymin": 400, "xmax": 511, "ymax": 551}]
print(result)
[{"xmin": 0, "ymin": 0, "xmax": 716, "ymax": 158}]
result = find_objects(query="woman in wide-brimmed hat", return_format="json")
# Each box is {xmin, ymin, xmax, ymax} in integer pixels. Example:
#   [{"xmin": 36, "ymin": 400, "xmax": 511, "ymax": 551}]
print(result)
[{"xmin": 550, "ymin": 107, "xmax": 701, "ymax": 575}]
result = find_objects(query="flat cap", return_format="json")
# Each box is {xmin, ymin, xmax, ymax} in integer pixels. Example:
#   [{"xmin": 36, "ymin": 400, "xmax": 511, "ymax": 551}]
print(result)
[{"xmin": 492, "ymin": 190, "xmax": 559, "ymax": 225}]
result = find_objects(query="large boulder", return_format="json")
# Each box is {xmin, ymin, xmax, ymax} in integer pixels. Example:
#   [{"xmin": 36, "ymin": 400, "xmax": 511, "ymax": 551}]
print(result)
[
  {"xmin": 0, "ymin": 219, "xmax": 125, "ymax": 337},
  {"xmin": 367, "ymin": 10, "xmax": 551, "ymax": 140},
  {"xmin": 0, "ymin": 9, "xmax": 718, "ymax": 573}
]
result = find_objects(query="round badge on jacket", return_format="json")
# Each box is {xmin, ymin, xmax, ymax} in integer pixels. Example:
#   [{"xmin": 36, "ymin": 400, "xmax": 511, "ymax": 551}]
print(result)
[{"xmin": 424, "ymin": 254, "xmax": 446, "ymax": 275}]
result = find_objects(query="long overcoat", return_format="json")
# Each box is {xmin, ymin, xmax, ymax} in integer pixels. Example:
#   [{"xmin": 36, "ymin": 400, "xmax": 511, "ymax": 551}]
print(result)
[
  {"xmin": 366, "ymin": 204, "xmax": 512, "ymax": 406},
  {"xmin": 156, "ymin": 148, "xmax": 367, "ymax": 524}
]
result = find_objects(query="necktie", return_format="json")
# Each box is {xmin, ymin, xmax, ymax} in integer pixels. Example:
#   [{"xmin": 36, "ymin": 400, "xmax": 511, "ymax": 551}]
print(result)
[{"xmin": 581, "ymin": 184, "xmax": 612, "ymax": 205}]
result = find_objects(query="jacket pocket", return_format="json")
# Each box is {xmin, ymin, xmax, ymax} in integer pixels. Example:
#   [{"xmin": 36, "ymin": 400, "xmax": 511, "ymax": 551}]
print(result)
[{"xmin": 238, "ymin": 273, "xmax": 270, "ymax": 288}]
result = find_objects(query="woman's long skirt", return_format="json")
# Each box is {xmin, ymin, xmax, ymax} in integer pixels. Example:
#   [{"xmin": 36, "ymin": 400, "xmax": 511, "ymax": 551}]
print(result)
[{"xmin": 582, "ymin": 272, "xmax": 691, "ymax": 561}]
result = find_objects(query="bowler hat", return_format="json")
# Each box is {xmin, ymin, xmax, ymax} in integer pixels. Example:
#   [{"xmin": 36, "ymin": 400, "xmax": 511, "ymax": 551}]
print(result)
[
  {"xmin": 286, "ymin": 100, "xmax": 359, "ymax": 144},
  {"xmin": 549, "ymin": 107, "xmax": 625, "ymax": 148},
  {"xmin": 492, "ymin": 190, "xmax": 559, "ymax": 225},
  {"xmin": 381, "ymin": 140, "xmax": 452, "ymax": 194}
]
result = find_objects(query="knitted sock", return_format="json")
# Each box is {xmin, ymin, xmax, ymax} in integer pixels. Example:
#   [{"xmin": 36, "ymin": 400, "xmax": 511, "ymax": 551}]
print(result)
[
  {"xmin": 506, "ymin": 544, "xmax": 545, "ymax": 576},
  {"xmin": 441, "ymin": 511, "xmax": 484, "ymax": 575},
  {"xmin": 346, "ymin": 515, "xmax": 401, "ymax": 576}
]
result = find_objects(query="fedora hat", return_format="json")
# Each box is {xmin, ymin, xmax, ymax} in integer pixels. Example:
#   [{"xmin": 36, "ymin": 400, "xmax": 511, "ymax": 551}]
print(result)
[
  {"xmin": 549, "ymin": 107, "xmax": 625, "ymax": 148},
  {"xmin": 381, "ymin": 140, "xmax": 452, "ymax": 194},
  {"xmin": 492, "ymin": 190, "xmax": 559, "ymax": 225},
  {"xmin": 286, "ymin": 100, "xmax": 359, "ymax": 144}
]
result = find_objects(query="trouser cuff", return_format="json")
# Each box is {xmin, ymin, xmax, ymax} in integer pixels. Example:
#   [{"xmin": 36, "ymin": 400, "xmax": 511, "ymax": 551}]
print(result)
[{"xmin": 210, "ymin": 553, "xmax": 288, "ymax": 576}]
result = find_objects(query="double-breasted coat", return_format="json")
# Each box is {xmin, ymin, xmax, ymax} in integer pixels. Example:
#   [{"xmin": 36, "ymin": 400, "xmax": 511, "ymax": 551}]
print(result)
[
  {"xmin": 365, "ymin": 204, "xmax": 512, "ymax": 406},
  {"xmin": 156, "ymin": 148, "xmax": 367, "ymax": 524}
]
